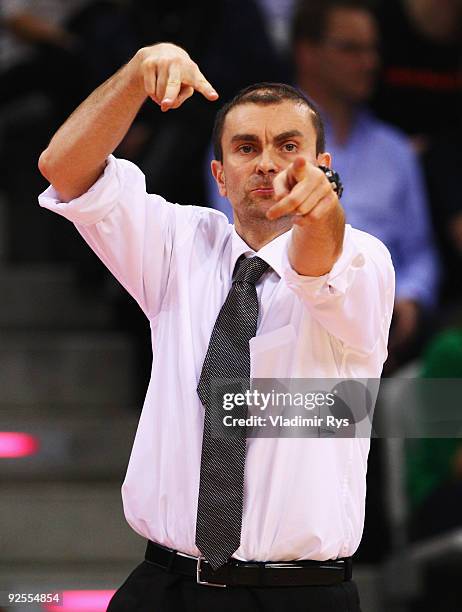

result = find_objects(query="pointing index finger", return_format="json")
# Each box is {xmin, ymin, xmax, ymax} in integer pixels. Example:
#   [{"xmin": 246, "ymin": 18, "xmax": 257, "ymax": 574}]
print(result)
[
  {"xmin": 193, "ymin": 68, "xmax": 219, "ymax": 101},
  {"xmin": 289, "ymin": 157, "xmax": 307, "ymax": 184}
]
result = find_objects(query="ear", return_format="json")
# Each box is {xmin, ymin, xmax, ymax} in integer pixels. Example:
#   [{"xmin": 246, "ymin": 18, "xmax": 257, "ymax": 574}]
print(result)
[
  {"xmin": 316, "ymin": 152, "xmax": 332, "ymax": 168},
  {"xmin": 211, "ymin": 159, "xmax": 227, "ymax": 197}
]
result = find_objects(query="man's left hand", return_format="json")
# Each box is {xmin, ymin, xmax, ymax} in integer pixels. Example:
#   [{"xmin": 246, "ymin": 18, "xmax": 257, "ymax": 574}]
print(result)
[
  {"xmin": 266, "ymin": 157, "xmax": 340, "ymax": 226},
  {"xmin": 267, "ymin": 157, "xmax": 345, "ymax": 277}
]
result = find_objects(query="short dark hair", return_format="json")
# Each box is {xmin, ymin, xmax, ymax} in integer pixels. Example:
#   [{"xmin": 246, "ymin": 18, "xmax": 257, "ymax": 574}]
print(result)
[
  {"xmin": 212, "ymin": 82, "xmax": 325, "ymax": 162},
  {"xmin": 291, "ymin": 0, "xmax": 375, "ymax": 46}
]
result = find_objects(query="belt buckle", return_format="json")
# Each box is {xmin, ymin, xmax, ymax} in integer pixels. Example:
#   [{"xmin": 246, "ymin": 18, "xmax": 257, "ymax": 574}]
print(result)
[{"xmin": 196, "ymin": 556, "xmax": 227, "ymax": 587}]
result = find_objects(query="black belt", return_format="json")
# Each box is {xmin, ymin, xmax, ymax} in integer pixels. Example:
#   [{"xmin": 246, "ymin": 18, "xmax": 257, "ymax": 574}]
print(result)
[{"xmin": 145, "ymin": 540, "xmax": 353, "ymax": 588}]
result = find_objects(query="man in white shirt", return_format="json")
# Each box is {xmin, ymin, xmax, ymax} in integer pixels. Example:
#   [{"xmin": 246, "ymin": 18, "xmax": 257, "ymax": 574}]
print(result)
[{"xmin": 38, "ymin": 42, "xmax": 394, "ymax": 611}]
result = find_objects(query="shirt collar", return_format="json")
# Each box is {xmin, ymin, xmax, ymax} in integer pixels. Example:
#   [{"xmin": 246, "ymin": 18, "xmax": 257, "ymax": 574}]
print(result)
[{"xmin": 230, "ymin": 226, "xmax": 291, "ymax": 280}]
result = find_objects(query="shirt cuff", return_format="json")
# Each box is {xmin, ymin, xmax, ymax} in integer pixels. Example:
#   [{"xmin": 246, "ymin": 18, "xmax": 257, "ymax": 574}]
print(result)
[
  {"xmin": 38, "ymin": 155, "xmax": 120, "ymax": 226},
  {"xmin": 281, "ymin": 225, "xmax": 366, "ymax": 300}
]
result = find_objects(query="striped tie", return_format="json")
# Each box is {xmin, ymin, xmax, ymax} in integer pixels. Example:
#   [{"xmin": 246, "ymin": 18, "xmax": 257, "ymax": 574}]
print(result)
[{"xmin": 195, "ymin": 256, "xmax": 270, "ymax": 570}]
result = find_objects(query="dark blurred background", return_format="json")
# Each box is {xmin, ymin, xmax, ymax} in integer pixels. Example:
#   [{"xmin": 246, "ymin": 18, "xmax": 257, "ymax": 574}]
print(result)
[{"xmin": 0, "ymin": 1, "xmax": 461, "ymax": 611}]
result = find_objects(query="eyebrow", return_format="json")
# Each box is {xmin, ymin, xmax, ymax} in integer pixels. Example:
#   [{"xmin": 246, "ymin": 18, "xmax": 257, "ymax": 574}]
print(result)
[
  {"xmin": 230, "ymin": 130, "xmax": 304, "ymax": 145},
  {"xmin": 274, "ymin": 130, "xmax": 304, "ymax": 143},
  {"xmin": 230, "ymin": 133, "xmax": 259, "ymax": 144}
]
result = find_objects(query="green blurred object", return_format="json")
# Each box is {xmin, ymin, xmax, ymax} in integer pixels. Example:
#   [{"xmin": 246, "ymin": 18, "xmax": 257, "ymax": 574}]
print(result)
[{"xmin": 406, "ymin": 329, "xmax": 462, "ymax": 508}]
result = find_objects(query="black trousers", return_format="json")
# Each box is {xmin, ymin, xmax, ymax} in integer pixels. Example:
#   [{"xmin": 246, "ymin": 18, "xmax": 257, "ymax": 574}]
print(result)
[{"xmin": 106, "ymin": 560, "xmax": 362, "ymax": 612}]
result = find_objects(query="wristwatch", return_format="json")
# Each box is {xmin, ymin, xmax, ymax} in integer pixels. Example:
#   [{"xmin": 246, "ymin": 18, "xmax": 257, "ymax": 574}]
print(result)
[{"xmin": 318, "ymin": 165, "xmax": 344, "ymax": 199}]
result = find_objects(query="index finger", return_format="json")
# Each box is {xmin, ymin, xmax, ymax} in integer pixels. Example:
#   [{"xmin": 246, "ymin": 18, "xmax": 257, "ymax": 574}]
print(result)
[
  {"xmin": 192, "ymin": 68, "xmax": 219, "ymax": 101},
  {"xmin": 287, "ymin": 157, "xmax": 307, "ymax": 185}
]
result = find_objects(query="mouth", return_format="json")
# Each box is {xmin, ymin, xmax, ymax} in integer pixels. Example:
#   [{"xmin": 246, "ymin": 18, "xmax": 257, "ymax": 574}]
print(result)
[{"xmin": 250, "ymin": 187, "xmax": 275, "ymax": 197}]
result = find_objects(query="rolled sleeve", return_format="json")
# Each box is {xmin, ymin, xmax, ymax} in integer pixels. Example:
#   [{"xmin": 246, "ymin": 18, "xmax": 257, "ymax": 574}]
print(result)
[
  {"xmin": 282, "ymin": 225, "xmax": 395, "ymax": 356},
  {"xmin": 38, "ymin": 155, "xmax": 197, "ymax": 320}
]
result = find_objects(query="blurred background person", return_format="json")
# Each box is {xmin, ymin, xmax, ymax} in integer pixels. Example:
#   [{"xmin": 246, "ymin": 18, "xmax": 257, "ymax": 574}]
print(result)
[
  {"xmin": 369, "ymin": 4, "xmax": 462, "ymax": 609},
  {"xmin": 254, "ymin": 0, "xmax": 298, "ymax": 62},
  {"xmin": 0, "ymin": 0, "xmax": 91, "ymax": 118},
  {"xmin": 0, "ymin": 0, "xmax": 136, "ymax": 118},
  {"xmin": 291, "ymin": 0, "xmax": 440, "ymax": 374},
  {"xmin": 373, "ymin": 0, "xmax": 462, "ymax": 153},
  {"xmin": 373, "ymin": 0, "xmax": 462, "ymax": 309},
  {"xmin": 0, "ymin": 0, "xmax": 136, "ymax": 262},
  {"xmin": 402, "ymin": 326, "xmax": 462, "ymax": 612}
]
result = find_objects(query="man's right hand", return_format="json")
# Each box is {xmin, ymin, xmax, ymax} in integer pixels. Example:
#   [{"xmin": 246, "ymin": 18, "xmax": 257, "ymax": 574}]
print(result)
[
  {"xmin": 137, "ymin": 43, "xmax": 218, "ymax": 112},
  {"xmin": 38, "ymin": 42, "xmax": 218, "ymax": 201}
]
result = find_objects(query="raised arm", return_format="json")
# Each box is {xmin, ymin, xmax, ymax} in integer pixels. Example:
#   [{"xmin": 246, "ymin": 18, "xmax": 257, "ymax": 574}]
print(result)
[
  {"xmin": 38, "ymin": 43, "xmax": 218, "ymax": 201},
  {"xmin": 266, "ymin": 156, "xmax": 394, "ymax": 358},
  {"xmin": 267, "ymin": 156, "xmax": 345, "ymax": 276}
]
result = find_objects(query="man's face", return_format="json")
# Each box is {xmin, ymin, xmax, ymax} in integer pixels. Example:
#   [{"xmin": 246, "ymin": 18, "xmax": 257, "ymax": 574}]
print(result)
[
  {"xmin": 212, "ymin": 100, "xmax": 329, "ymax": 226},
  {"xmin": 310, "ymin": 8, "xmax": 380, "ymax": 103}
]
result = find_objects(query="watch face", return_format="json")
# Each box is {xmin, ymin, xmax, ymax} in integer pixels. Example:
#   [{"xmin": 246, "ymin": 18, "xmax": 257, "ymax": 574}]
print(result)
[{"xmin": 318, "ymin": 165, "xmax": 344, "ymax": 199}]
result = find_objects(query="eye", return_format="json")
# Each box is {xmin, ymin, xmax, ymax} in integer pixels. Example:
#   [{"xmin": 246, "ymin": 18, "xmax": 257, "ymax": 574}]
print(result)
[
  {"xmin": 238, "ymin": 144, "xmax": 255, "ymax": 154},
  {"xmin": 282, "ymin": 142, "xmax": 297, "ymax": 152}
]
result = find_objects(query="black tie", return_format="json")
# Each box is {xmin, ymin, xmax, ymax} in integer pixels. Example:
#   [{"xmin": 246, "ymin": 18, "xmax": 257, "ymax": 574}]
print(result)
[{"xmin": 195, "ymin": 255, "xmax": 270, "ymax": 570}]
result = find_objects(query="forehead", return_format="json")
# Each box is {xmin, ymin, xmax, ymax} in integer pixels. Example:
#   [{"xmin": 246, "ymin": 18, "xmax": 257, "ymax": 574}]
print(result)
[
  {"xmin": 222, "ymin": 100, "xmax": 317, "ymax": 144},
  {"xmin": 327, "ymin": 8, "xmax": 377, "ymax": 40}
]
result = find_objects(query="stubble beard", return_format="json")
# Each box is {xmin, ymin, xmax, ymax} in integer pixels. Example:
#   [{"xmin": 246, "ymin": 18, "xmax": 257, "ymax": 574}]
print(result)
[{"xmin": 236, "ymin": 193, "xmax": 293, "ymax": 235}]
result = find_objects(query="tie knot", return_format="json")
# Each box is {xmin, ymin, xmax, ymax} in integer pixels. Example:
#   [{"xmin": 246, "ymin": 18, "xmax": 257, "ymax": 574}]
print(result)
[{"xmin": 234, "ymin": 256, "xmax": 270, "ymax": 285}]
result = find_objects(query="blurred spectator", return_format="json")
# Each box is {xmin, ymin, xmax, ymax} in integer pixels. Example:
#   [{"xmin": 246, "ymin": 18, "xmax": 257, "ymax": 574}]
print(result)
[
  {"xmin": 291, "ymin": 0, "xmax": 439, "ymax": 373},
  {"xmin": 255, "ymin": 0, "xmax": 297, "ymax": 60},
  {"xmin": 0, "ymin": 0, "xmax": 136, "ymax": 120},
  {"xmin": 373, "ymin": 0, "xmax": 462, "ymax": 153},
  {"xmin": 0, "ymin": 0, "xmax": 91, "ymax": 117},
  {"xmin": 407, "ymin": 328, "xmax": 462, "ymax": 522},
  {"xmin": 424, "ymin": 130, "xmax": 462, "ymax": 302},
  {"xmin": 0, "ymin": 0, "xmax": 137, "ymax": 262},
  {"xmin": 405, "ymin": 327, "xmax": 462, "ymax": 612},
  {"xmin": 372, "ymin": 0, "xmax": 462, "ymax": 303}
]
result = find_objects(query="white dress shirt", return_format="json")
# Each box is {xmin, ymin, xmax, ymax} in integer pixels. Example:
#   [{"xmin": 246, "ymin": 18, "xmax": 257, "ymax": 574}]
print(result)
[{"xmin": 39, "ymin": 155, "xmax": 395, "ymax": 562}]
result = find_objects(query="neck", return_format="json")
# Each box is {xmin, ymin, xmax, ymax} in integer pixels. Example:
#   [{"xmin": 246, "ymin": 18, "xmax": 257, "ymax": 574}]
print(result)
[
  {"xmin": 233, "ymin": 216, "xmax": 291, "ymax": 251},
  {"xmin": 298, "ymin": 75, "xmax": 355, "ymax": 145}
]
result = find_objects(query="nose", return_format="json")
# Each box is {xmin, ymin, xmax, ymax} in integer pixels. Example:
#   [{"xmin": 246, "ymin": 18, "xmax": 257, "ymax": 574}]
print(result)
[
  {"xmin": 363, "ymin": 47, "xmax": 379, "ymax": 72},
  {"xmin": 256, "ymin": 148, "xmax": 279, "ymax": 175}
]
